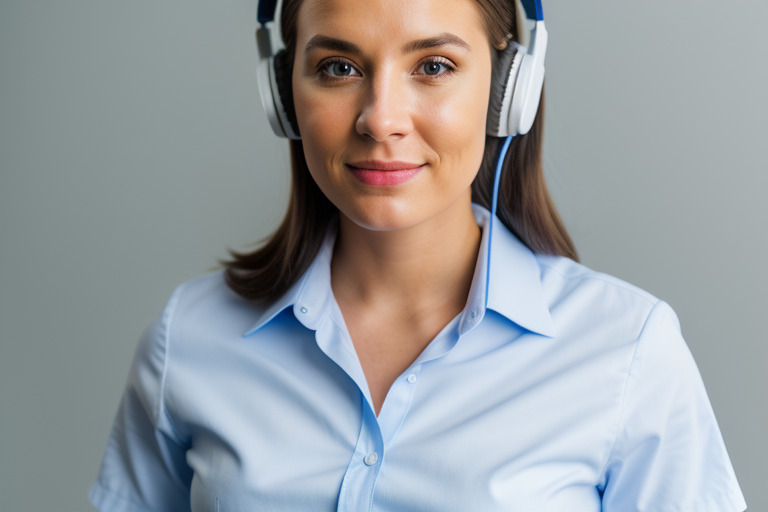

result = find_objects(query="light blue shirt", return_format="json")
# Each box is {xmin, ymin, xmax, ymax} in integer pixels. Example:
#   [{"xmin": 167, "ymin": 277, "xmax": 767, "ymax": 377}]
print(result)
[{"xmin": 90, "ymin": 204, "xmax": 746, "ymax": 511}]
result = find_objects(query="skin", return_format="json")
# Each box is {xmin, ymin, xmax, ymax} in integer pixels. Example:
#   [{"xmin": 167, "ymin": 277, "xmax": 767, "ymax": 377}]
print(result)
[{"xmin": 292, "ymin": 0, "xmax": 496, "ymax": 415}]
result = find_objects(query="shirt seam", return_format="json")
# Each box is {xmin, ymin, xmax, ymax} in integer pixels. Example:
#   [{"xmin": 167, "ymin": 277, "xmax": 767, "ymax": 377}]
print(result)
[
  {"xmin": 596, "ymin": 298, "xmax": 663, "ymax": 481},
  {"xmin": 157, "ymin": 282, "xmax": 187, "ymax": 442}
]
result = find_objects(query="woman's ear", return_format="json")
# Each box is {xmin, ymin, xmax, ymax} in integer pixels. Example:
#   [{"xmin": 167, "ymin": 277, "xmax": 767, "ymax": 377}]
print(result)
[{"xmin": 495, "ymin": 30, "xmax": 515, "ymax": 51}]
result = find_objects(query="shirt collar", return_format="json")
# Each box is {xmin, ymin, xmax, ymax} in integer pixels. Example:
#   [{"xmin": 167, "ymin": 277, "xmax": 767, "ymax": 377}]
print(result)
[
  {"xmin": 242, "ymin": 221, "xmax": 338, "ymax": 337},
  {"xmin": 464, "ymin": 204, "xmax": 556, "ymax": 337},
  {"xmin": 244, "ymin": 204, "xmax": 555, "ymax": 338}
]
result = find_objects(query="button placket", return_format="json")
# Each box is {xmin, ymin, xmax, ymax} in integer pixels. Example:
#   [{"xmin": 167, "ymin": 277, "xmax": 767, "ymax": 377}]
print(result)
[
  {"xmin": 337, "ymin": 399, "xmax": 384, "ymax": 512},
  {"xmin": 376, "ymin": 365, "xmax": 423, "ymax": 449}
]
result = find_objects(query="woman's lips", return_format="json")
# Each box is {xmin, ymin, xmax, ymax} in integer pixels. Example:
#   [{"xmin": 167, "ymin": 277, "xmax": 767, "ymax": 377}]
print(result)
[{"xmin": 345, "ymin": 160, "xmax": 425, "ymax": 186}]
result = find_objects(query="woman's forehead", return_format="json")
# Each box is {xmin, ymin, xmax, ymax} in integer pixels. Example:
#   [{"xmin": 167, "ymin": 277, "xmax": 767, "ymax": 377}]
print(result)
[{"xmin": 296, "ymin": 0, "xmax": 487, "ymax": 44}]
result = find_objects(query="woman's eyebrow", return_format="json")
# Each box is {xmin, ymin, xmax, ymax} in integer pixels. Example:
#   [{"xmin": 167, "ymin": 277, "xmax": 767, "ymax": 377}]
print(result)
[
  {"xmin": 402, "ymin": 33, "xmax": 472, "ymax": 53},
  {"xmin": 304, "ymin": 32, "xmax": 471, "ymax": 56},
  {"xmin": 304, "ymin": 35, "xmax": 361, "ymax": 55}
]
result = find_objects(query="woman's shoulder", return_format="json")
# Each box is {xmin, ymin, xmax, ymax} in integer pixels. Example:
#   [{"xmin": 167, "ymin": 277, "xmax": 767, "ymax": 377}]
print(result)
[
  {"xmin": 172, "ymin": 267, "xmax": 232, "ymax": 301},
  {"xmin": 535, "ymin": 257, "xmax": 747, "ymax": 512},
  {"xmin": 532, "ymin": 253, "xmax": 675, "ymax": 341},
  {"xmin": 169, "ymin": 268, "xmax": 240, "ymax": 308},
  {"xmin": 158, "ymin": 268, "xmax": 264, "ymax": 340},
  {"xmin": 536, "ymin": 254, "xmax": 658, "ymax": 303}
]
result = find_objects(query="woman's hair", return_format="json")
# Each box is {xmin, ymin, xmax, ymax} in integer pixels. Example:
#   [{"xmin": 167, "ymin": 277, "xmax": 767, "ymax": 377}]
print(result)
[{"xmin": 222, "ymin": 0, "xmax": 578, "ymax": 302}]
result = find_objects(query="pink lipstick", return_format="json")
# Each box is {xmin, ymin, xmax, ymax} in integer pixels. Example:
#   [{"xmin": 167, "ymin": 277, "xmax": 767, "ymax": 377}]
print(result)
[{"xmin": 346, "ymin": 160, "xmax": 424, "ymax": 186}]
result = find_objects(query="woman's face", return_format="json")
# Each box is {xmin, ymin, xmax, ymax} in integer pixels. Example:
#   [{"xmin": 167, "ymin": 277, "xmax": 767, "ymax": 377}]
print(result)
[{"xmin": 292, "ymin": 0, "xmax": 493, "ymax": 232}]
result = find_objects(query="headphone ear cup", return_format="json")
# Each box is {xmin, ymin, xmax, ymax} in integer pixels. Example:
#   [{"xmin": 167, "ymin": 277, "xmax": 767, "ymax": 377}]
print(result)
[
  {"xmin": 256, "ymin": 55, "xmax": 282, "ymax": 138},
  {"xmin": 272, "ymin": 50, "xmax": 300, "ymax": 139},
  {"xmin": 256, "ymin": 49, "xmax": 301, "ymax": 139},
  {"xmin": 486, "ymin": 42, "xmax": 525, "ymax": 138},
  {"xmin": 510, "ymin": 50, "xmax": 545, "ymax": 136}
]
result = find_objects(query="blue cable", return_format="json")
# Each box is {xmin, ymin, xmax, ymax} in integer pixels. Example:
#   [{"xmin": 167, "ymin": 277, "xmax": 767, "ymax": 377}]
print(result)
[{"xmin": 485, "ymin": 135, "xmax": 515, "ymax": 309}]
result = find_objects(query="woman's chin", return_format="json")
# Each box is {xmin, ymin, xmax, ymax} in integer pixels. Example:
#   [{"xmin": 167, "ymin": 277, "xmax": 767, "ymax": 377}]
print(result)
[{"xmin": 338, "ymin": 198, "xmax": 427, "ymax": 233}]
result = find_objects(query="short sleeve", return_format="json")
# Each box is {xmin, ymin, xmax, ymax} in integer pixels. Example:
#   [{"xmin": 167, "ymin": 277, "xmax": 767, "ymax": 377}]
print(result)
[
  {"xmin": 598, "ymin": 301, "xmax": 747, "ymax": 511},
  {"xmin": 89, "ymin": 285, "xmax": 193, "ymax": 512}
]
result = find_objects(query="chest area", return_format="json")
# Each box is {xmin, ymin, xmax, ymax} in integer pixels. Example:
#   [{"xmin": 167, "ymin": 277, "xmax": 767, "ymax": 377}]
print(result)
[{"xmin": 173, "ymin": 321, "xmax": 627, "ymax": 512}]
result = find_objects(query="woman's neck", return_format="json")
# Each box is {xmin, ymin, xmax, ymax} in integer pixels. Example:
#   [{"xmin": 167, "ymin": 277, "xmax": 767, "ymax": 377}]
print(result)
[{"xmin": 330, "ymin": 197, "xmax": 482, "ymax": 316}]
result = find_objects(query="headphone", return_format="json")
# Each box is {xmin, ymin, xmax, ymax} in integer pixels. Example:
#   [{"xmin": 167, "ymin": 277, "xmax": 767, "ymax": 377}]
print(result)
[{"xmin": 254, "ymin": 0, "xmax": 547, "ymax": 140}]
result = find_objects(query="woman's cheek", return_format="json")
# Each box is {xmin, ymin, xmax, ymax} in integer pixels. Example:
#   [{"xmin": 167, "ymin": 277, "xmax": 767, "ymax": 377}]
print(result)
[
  {"xmin": 299, "ymin": 92, "xmax": 347, "ymax": 144},
  {"xmin": 295, "ymin": 91, "xmax": 352, "ymax": 181},
  {"xmin": 417, "ymin": 84, "xmax": 488, "ymax": 169}
]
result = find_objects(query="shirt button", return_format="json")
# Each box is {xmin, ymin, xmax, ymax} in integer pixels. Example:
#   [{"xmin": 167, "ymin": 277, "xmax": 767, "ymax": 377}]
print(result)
[
  {"xmin": 470, "ymin": 310, "xmax": 477, "ymax": 319},
  {"xmin": 300, "ymin": 306, "xmax": 308, "ymax": 314},
  {"xmin": 407, "ymin": 374, "xmax": 417, "ymax": 384},
  {"xmin": 364, "ymin": 452, "xmax": 378, "ymax": 466}
]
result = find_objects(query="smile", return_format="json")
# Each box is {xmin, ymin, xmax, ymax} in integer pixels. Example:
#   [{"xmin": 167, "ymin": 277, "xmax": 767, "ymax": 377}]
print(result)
[{"xmin": 345, "ymin": 160, "xmax": 425, "ymax": 187}]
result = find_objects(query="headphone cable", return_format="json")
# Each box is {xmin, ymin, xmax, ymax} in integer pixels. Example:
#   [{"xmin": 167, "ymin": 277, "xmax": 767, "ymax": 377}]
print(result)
[{"xmin": 485, "ymin": 134, "xmax": 515, "ymax": 309}]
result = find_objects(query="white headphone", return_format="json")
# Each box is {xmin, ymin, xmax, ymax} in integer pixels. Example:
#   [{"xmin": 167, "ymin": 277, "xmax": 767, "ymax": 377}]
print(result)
[{"xmin": 254, "ymin": 0, "xmax": 547, "ymax": 140}]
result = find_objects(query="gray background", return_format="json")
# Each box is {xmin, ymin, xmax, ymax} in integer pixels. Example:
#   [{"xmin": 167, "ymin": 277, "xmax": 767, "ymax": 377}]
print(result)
[{"xmin": 1, "ymin": 0, "xmax": 765, "ymax": 510}]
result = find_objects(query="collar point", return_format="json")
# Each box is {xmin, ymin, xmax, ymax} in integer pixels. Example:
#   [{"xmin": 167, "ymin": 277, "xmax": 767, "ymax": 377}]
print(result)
[
  {"xmin": 525, "ymin": 314, "xmax": 557, "ymax": 338},
  {"xmin": 242, "ymin": 322, "xmax": 266, "ymax": 338}
]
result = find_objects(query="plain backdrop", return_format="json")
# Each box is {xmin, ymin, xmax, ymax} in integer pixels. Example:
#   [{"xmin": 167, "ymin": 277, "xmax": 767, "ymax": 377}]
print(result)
[{"xmin": 1, "ymin": 0, "xmax": 765, "ymax": 510}]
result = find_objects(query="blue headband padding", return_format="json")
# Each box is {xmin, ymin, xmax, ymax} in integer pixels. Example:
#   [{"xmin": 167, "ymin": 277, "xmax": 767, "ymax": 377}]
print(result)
[
  {"xmin": 257, "ymin": 0, "xmax": 278, "ymax": 25},
  {"xmin": 520, "ymin": 0, "xmax": 544, "ymax": 21}
]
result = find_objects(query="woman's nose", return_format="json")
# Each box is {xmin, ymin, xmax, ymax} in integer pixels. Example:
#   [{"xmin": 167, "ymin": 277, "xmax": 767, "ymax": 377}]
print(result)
[{"xmin": 355, "ymin": 73, "xmax": 414, "ymax": 141}]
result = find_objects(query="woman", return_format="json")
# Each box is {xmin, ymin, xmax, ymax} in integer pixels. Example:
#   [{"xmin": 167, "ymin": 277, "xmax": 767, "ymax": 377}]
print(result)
[{"xmin": 89, "ymin": 0, "xmax": 747, "ymax": 510}]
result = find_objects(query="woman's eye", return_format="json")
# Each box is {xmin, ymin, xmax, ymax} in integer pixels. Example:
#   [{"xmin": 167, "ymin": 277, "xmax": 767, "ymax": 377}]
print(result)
[
  {"xmin": 318, "ymin": 58, "xmax": 454, "ymax": 80},
  {"xmin": 320, "ymin": 60, "xmax": 360, "ymax": 78},
  {"xmin": 418, "ymin": 59, "xmax": 455, "ymax": 77}
]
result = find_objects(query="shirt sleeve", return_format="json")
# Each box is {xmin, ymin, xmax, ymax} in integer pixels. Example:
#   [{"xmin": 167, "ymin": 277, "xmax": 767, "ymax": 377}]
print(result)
[
  {"xmin": 598, "ymin": 300, "xmax": 747, "ymax": 511},
  {"xmin": 89, "ymin": 285, "xmax": 193, "ymax": 512}
]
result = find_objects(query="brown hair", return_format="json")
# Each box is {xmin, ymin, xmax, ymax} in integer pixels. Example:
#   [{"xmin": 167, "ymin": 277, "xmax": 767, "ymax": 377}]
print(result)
[{"xmin": 222, "ymin": 0, "xmax": 578, "ymax": 301}]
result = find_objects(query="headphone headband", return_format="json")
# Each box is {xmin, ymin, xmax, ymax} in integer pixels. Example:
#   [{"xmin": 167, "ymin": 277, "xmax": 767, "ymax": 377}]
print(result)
[
  {"xmin": 257, "ymin": 0, "xmax": 278, "ymax": 25},
  {"xmin": 520, "ymin": 0, "xmax": 543, "ymax": 22}
]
